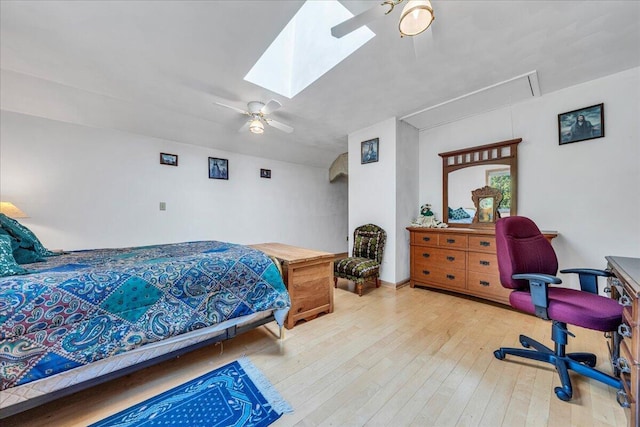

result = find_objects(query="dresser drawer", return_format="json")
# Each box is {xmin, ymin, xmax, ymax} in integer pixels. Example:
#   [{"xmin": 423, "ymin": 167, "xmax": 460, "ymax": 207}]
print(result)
[
  {"xmin": 412, "ymin": 246, "xmax": 466, "ymax": 270},
  {"xmin": 467, "ymin": 251, "xmax": 498, "ymax": 274},
  {"xmin": 413, "ymin": 265, "xmax": 466, "ymax": 290},
  {"xmin": 617, "ymin": 341, "xmax": 638, "ymax": 413},
  {"xmin": 468, "ymin": 235, "xmax": 496, "ymax": 253},
  {"xmin": 437, "ymin": 234, "xmax": 468, "ymax": 249},
  {"xmin": 467, "ymin": 271, "xmax": 509, "ymax": 298},
  {"xmin": 620, "ymin": 310, "xmax": 639, "ymax": 364},
  {"xmin": 411, "ymin": 232, "xmax": 438, "ymax": 247}
]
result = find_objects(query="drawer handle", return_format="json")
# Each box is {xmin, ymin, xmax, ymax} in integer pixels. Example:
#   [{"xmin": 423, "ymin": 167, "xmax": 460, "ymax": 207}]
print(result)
[
  {"xmin": 422, "ymin": 270, "xmax": 430, "ymax": 275},
  {"xmin": 480, "ymin": 280, "xmax": 490, "ymax": 287},
  {"xmin": 446, "ymin": 256, "xmax": 455, "ymax": 262},
  {"xmin": 618, "ymin": 323, "xmax": 632, "ymax": 338},
  {"xmin": 479, "ymin": 241, "xmax": 491, "ymax": 247},
  {"xmin": 618, "ymin": 295, "xmax": 632, "ymax": 307},
  {"xmin": 446, "ymin": 239, "xmax": 455, "ymax": 244},
  {"xmin": 446, "ymin": 274, "xmax": 455, "ymax": 280},
  {"xmin": 616, "ymin": 390, "xmax": 631, "ymax": 408},
  {"xmin": 422, "ymin": 253, "xmax": 430, "ymax": 258},
  {"xmin": 422, "ymin": 237, "xmax": 431, "ymax": 242},
  {"xmin": 479, "ymin": 260, "xmax": 490, "ymax": 266},
  {"xmin": 614, "ymin": 357, "xmax": 631, "ymax": 374}
]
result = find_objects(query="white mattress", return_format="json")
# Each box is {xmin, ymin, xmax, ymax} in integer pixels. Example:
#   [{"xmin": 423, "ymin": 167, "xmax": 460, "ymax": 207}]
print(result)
[{"xmin": 1, "ymin": 308, "xmax": 285, "ymax": 411}]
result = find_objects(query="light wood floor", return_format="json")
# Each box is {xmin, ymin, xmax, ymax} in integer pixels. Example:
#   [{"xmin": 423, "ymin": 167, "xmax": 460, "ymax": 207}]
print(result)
[{"xmin": 5, "ymin": 280, "xmax": 627, "ymax": 426}]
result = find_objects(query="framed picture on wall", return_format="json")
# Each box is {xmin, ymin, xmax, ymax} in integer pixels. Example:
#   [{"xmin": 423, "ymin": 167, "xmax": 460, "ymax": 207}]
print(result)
[
  {"xmin": 160, "ymin": 153, "xmax": 178, "ymax": 166},
  {"xmin": 558, "ymin": 103, "xmax": 604, "ymax": 145},
  {"xmin": 208, "ymin": 157, "xmax": 229, "ymax": 180},
  {"xmin": 361, "ymin": 138, "xmax": 379, "ymax": 164},
  {"xmin": 260, "ymin": 168, "xmax": 271, "ymax": 179}
]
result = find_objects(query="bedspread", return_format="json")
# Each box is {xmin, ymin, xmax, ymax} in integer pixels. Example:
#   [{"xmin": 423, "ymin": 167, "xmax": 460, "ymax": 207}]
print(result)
[{"xmin": 0, "ymin": 241, "xmax": 290, "ymax": 390}]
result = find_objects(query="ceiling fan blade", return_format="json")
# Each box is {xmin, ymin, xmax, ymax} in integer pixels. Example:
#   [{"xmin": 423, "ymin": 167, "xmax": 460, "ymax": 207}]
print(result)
[
  {"xmin": 238, "ymin": 121, "xmax": 250, "ymax": 133},
  {"xmin": 261, "ymin": 99, "xmax": 282, "ymax": 115},
  {"xmin": 266, "ymin": 119, "xmax": 294, "ymax": 134},
  {"xmin": 214, "ymin": 101, "xmax": 248, "ymax": 115},
  {"xmin": 331, "ymin": 5, "xmax": 382, "ymax": 38}
]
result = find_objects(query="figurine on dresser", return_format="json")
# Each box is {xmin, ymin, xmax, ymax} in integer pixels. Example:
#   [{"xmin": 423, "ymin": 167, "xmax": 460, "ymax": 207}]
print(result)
[{"xmin": 411, "ymin": 204, "xmax": 448, "ymax": 228}]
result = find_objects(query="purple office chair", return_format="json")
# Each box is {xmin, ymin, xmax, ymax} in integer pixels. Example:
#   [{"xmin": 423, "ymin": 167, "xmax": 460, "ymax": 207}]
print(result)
[{"xmin": 493, "ymin": 216, "xmax": 623, "ymax": 401}]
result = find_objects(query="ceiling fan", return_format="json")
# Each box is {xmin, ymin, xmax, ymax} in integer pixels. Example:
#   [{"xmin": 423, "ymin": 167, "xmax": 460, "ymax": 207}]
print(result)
[
  {"xmin": 214, "ymin": 99, "xmax": 294, "ymax": 134},
  {"xmin": 331, "ymin": 0, "xmax": 435, "ymax": 39}
]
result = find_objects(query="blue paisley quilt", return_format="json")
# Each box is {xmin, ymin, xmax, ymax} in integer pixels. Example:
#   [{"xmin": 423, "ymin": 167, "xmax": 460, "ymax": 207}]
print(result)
[{"xmin": 0, "ymin": 241, "xmax": 290, "ymax": 390}]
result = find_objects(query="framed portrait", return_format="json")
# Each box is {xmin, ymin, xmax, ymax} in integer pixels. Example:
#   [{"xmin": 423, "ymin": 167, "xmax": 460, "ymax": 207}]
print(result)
[
  {"xmin": 558, "ymin": 103, "xmax": 604, "ymax": 145},
  {"xmin": 260, "ymin": 168, "xmax": 271, "ymax": 179},
  {"xmin": 208, "ymin": 157, "xmax": 229, "ymax": 180},
  {"xmin": 361, "ymin": 138, "xmax": 379, "ymax": 164},
  {"xmin": 471, "ymin": 186, "xmax": 503, "ymax": 227},
  {"xmin": 160, "ymin": 153, "xmax": 178, "ymax": 166}
]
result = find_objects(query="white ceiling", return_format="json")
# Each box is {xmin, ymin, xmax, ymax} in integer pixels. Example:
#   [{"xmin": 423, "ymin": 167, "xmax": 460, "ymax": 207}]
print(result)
[{"xmin": 1, "ymin": 1, "xmax": 639, "ymax": 168}]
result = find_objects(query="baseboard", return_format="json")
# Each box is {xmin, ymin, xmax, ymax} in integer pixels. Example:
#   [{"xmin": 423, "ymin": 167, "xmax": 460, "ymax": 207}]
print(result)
[{"xmin": 380, "ymin": 278, "xmax": 410, "ymax": 290}]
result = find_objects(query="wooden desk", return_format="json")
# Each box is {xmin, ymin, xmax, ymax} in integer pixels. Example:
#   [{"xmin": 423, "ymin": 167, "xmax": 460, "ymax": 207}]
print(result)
[
  {"xmin": 606, "ymin": 256, "xmax": 640, "ymax": 426},
  {"xmin": 251, "ymin": 243, "xmax": 334, "ymax": 329}
]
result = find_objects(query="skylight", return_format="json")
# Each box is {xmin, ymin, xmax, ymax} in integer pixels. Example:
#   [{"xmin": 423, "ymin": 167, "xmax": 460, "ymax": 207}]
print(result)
[{"xmin": 244, "ymin": 0, "xmax": 375, "ymax": 99}]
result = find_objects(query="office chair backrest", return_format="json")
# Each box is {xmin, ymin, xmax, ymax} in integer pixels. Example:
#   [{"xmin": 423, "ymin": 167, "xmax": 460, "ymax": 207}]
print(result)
[{"xmin": 495, "ymin": 216, "xmax": 559, "ymax": 290}]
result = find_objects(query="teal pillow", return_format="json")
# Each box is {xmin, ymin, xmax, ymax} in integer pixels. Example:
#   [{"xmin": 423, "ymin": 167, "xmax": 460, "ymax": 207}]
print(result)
[
  {"xmin": 0, "ymin": 235, "xmax": 28, "ymax": 276},
  {"xmin": 450, "ymin": 207, "xmax": 471, "ymax": 220},
  {"xmin": 0, "ymin": 213, "xmax": 57, "ymax": 257}
]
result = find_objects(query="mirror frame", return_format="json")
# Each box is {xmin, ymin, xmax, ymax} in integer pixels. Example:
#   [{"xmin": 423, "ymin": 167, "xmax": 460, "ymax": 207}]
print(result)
[{"xmin": 439, "ymin": 138, "xmax": 521, "ymax": 228}]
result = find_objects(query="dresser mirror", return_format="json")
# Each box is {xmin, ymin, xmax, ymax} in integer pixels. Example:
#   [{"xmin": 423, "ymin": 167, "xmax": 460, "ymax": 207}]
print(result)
[{"xmin": 439, "ymin": 138, "xmax": 521, "ymax": 228}]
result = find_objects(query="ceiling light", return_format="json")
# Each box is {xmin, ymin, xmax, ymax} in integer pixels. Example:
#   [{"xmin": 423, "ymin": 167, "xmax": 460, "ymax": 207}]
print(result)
[
  {"xmin": 398, "ymin": 0, "xmax": 435, "ymax": 37},
  {"xmin": 249, "ymin": 119, "xmax": 264, "ymax": 134}
]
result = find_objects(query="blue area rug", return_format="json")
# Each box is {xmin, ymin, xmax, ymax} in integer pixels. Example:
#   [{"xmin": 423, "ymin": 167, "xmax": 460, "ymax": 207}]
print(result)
[{"xmin": 90, "ymin": 357, "xmax": 292, "ymax": 426}]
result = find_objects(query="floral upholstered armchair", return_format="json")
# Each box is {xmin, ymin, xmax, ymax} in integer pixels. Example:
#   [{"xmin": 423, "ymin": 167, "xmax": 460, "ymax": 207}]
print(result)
[{"xmin": 333, "ymin": 224, "xmax": 386, "ymax": 296}]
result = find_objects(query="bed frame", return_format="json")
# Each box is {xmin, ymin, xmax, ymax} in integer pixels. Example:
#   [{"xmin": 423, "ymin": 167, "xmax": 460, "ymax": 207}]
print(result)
[{"xmin": 0, "ymin": 311, "xmax": 283, "ymax": 419}]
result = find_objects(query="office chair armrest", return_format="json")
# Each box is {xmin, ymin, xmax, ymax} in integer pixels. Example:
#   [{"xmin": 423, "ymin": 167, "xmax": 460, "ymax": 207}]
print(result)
[
  {"xmin": 513, "ymin": 273, "xmax": 561, "ymax": 320},
  {"xmin": 559, "ymin": 268, "xmax": 612, "ymax": 294}
]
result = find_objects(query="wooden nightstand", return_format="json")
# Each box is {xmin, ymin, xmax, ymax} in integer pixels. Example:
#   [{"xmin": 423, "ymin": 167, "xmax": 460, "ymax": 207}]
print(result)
[{"xmin": 251, "ymin": 243, "xmax": 334, "ymax": 329}]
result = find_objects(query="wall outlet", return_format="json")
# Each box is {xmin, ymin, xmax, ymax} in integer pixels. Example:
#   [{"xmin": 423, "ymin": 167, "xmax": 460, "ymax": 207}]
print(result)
[{"xmin": 159, "ymin": 202, "xmax": 166, "ymax": 211}]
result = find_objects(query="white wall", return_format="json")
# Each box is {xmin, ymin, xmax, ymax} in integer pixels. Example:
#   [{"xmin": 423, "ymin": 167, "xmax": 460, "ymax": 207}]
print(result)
[
  {"xmin": 419, "ymin": 67, "xmax": 640, "ymax": 288},
  {"xmin": 348, "ymin": 117, "xmax": 397, "ymax": 283},
  {"xmin": 395, "ymin": 121, "xmax": 419, "ymax": 281},
  {"xmin": 0, "ymin": 110, "xmax": 348, "ymax": 253}
]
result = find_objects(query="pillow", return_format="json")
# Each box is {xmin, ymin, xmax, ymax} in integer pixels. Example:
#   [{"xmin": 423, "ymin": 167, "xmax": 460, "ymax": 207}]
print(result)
[
  {"xmin": 0, "ymin": 234, "xmax": 29, "ymax": 276},
  {"xmin": 0, "ymin": 213, "xmax": 57, "ymax": 257},
  {"xmin": 450, "ymin": 207, "xmax": 471, "ymax": 220}
]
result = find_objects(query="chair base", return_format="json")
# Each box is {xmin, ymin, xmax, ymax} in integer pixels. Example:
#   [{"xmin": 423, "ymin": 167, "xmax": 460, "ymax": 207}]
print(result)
[
  {"xmin": 494, "ymin": 326, "xmax": 623, "ymax": 401},
  {"xmin": 334, "ymin": 276, "xmax": 380, "ymax": 296}
]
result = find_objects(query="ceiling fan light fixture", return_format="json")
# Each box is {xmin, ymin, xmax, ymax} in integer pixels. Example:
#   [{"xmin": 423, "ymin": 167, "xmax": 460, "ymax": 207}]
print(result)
[
  {"xmin": 398, "ymin": 0, "xmax": 434, "ymax": 37},
  {"xmin": 249, "ymin": 119, "xmax": 264, "ymax": 134}
]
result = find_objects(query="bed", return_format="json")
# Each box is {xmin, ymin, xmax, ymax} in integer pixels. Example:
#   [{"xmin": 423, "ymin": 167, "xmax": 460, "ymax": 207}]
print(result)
[{"xmin": 0, "ymin": 239, "xmax": 290, "ymax": 418}]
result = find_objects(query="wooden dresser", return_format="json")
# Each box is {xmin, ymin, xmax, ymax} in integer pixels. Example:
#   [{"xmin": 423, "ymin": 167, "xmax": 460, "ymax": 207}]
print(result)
[
  {"xmin": 251, "ymin": 243, "xmax": 334, "ymax": 329},
  {"xmin": 606, "ymin": 256, "xmax": 640, "ymax": 426},
  {"xmin": 407, "ymin": 227, "xmax": 557, "ymax": 305}
]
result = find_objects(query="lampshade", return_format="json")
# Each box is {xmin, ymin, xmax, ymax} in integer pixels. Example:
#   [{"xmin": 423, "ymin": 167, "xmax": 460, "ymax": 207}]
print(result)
[
  {"xmin": 0, "ymin": 202, "xmax": 29, "ymax": 218},
  {"xmin": 398, "ymin": 0, "xmax": 434, "ymax": 37},
  {"xmin": 249, "ymin": 119, "xmax": 264, "ymax": 134}
]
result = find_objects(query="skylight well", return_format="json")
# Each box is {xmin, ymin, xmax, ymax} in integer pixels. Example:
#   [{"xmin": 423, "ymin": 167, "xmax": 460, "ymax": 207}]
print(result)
[{"xmin": 244, "ymin": 1, "xmax": 375, "ymax": 99}]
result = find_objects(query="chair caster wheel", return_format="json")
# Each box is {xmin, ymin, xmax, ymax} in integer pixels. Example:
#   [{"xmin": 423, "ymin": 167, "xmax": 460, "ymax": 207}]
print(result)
[
  {"xmin": 494, "ymin": 350, "xmax": 505, "ymax": 360},
  {"xmin": 554, "ymin": 387, "xmax": 572, "ymax": 401}
]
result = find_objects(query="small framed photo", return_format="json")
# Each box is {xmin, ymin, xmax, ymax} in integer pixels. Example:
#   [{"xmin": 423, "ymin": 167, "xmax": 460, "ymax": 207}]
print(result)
[
  {"xmin": 558, "ymin": 103, "xmax": 604, "ymax": 145},
  {"xmin": 260, "ymin": 168, "xmax": 271, "ymax": 179},
  {"xmin": 361, "ymin": 138, "xmax": 379, "ymax": 164},
  {"xmin": 160, "ymin": 153, "xmax": 178, "ymax": 166},
  {"xmin": 208, "ymin": 157, "xmax": 229, "ymax": 180}
]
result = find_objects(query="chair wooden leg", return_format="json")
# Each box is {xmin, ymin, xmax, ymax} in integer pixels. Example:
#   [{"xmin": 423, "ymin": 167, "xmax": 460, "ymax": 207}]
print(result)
[
  {"xmin": 357, "ymin": 282, "xmax": 363, "ymax": 297},
  {"xmin": 334, "ymin": 276, "xmax": 338, "ymax": 288},
  {"xmin": 375, "ymin": 277, "xmax": 380, "ymax": 288}
]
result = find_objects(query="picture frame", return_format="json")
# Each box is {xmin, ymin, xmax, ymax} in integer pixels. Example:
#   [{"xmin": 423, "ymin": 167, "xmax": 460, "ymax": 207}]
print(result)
[
  {"xmin": 208, "ymin": 157, "xmax": 229, "ymax": 180},
  {"xmin": 558, "ymin": 103, "xmax": 604, "ymax": 145},
  {"xmin": 260, "ymin": 168, "xmax": 271, "ymax": 179},
  {"xmin": 160, "ymin": 153, "xmax": 178, "ymax": 166},
  {"xmin": 361, "ymin": 138, "xmax": 379, "ymax": 164},
  {"xmin": 471, "ymin": 186, "xmax": 503, "ymax": 227}
]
